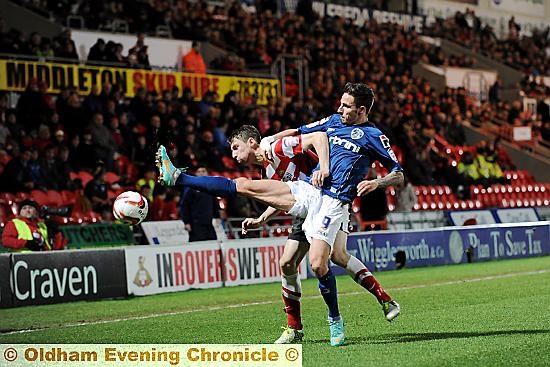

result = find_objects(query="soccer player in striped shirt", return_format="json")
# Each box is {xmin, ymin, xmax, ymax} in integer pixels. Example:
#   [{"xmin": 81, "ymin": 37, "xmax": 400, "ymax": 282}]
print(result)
[
  {"xmin": 157, "ymin": 82, "xmax": 402, "ymax": 345},
  {"xmin": 232, "ymin": 124, "xmax": 401, "ymax": 344}
]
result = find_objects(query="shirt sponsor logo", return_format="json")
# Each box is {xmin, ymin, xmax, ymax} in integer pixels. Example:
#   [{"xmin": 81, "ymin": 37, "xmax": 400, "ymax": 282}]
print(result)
[{"xmin": 329, "ymin": 136, "xmax": 360, "ymax": 153}]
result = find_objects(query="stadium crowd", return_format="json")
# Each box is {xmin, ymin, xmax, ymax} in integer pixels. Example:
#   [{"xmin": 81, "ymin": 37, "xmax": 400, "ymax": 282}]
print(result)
[{"xmin": 0, "ymin": 1, "xmax": 549, "ymax": 223}]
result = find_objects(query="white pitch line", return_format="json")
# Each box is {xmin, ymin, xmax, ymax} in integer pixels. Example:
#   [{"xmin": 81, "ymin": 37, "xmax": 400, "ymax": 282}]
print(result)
[{"xmin": 2, "ymin": 269, "xmax": 548, "ymax": 336}]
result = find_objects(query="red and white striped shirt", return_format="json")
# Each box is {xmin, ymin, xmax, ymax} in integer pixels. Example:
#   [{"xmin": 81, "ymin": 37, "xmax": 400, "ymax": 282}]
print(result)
[{"xmin": 263, "ymin": 136, "xmax": 318, "ymax": 182}]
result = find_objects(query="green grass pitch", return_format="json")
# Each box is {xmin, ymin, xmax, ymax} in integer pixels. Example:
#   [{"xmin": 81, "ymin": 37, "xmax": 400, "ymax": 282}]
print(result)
[{"xmin": 1, "ymin": 256, "xmax": 549, "ymax": 367}]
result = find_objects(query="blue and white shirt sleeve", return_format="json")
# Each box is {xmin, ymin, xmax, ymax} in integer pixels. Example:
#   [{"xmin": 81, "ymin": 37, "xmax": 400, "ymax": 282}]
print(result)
[
  {"xmin": 297, "ymin": 115, "xmax": 336, "ymax": 134},
  {"xmin": 367, "ymin": 132, "xmax": 403, "ymax": 173}
]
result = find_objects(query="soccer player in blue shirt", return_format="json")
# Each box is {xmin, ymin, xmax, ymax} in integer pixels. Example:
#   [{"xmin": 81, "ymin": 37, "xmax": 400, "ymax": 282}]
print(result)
[{"xmin": 156, "ymin": 82, "xmax": 403, "ymax": 346}]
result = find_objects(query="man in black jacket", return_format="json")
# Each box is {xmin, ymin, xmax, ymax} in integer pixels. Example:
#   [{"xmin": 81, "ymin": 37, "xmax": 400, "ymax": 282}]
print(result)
[{"xmin": 179, "ymin": 166, "xmax": 220, "ymax": 242}]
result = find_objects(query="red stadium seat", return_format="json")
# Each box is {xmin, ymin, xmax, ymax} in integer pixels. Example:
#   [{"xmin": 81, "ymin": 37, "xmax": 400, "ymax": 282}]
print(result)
[
  {"xmin": 0, "ymin": 192, "xmax": 15, "ymax": 205},
  {"xmin": 104, "ymin": 171, "xmax": 121, "ymax": 185},
  {"xmin": 60, "ymin": 190, "xmax": 77, "ymax": 206},
  {"xmin": 30, "ymin": 190, "xmax": 49, "ymax": 206},
  {"xmin": 46, "ymin": 190, "xmax": 64, "ymax": 207},
  {"xmin": 14, "ymin": 192, "xmax": 30, "ymax": 203},
  {"xmin": 126, "ymin": 163, "xmax": 140, "ymax": 183},
  {"xmin": 78, "ymin": 171, "xmax": 94, "ymax": 187}
]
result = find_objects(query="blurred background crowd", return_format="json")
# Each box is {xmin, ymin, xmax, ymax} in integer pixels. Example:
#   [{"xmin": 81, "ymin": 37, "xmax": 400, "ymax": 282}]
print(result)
[{"xmin": 0, "ymin": 0, "xmax": 548, "ymax": 225}]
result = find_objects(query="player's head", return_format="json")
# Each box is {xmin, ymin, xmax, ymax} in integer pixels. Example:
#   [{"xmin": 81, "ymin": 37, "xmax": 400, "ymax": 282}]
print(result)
[
  {"xmin": 338, "ymin": 82, "xmax": 375, "ymax": 125},
  {"xmin": 228, "ymin": 125, "xmax": 261, "ymax": 165}
]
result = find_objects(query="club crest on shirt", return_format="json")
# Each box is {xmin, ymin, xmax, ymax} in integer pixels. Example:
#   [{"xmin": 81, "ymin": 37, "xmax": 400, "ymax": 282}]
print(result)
[
  {"xmin": 282, "ymin": 172, "xmax": 293, "ymax": 181},
  {"xmin": 351, "ymin": 128, "xmax": 364, "ymax": 140}
]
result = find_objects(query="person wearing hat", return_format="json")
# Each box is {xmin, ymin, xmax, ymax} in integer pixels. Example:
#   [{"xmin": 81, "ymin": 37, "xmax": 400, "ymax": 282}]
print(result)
[{"xmin": 1, "ymin": 199, "xmax": 65, "ymax": 251}]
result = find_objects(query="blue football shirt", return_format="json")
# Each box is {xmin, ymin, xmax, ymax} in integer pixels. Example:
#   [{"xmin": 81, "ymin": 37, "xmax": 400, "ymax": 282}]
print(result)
[{"xmin": 298, "ymin": 113, "xmax": 403, "ymax": 203}]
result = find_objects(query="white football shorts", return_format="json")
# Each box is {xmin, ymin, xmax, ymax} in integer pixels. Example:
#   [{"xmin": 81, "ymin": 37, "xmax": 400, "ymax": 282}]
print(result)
[{"xmin": 286, "ymin": 180, "xmax": 350, "ymax": 246}]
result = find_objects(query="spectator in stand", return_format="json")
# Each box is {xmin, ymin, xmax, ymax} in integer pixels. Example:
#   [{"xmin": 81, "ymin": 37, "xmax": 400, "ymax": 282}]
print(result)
[
  {"xmin": 198, "ymin": 90, "xmax": 217, "ymax": 119},
  {"xmin": 16, "ymin": 78, "xmax": 51, "ymax": 133},
  {"xmin": 484, "ymin": 150, "xmax": 509, "ymax": 185},
  {"xmin": 181, "ymin": 41, "xmax": 206, "ymax": 74},
  {"xmin": 82, "ymin": 85, "xmax": 104, "ymax": 116},
  {"xmin": 106, "ymin": 42, "xmax": 126, "ymax": 65},
  {"xmin": 0, "ymin": 114, "xmax": 10, "ymax": 148},
  {"xmin": 53, "ymin": 29, "xmax": 79, "ymax": 61},
  {"xmin": 34, "ymin": 124, "xmax": 52, "ymax": 152},
  {"xmin": 38, "ymin": 144, "xmax": 62, "ymax": 190},
  {"xmin": 180, "ymin": 166, "xmax": 220, "ymax": 242},
  {"xmin": 135, "ymin": 166, "xmax": 157, "ymax": 202},
  {"xmin": 5, "ymin": 109, "xmax": 24, "ymax": 143},
  {"xmin": 476, "ymin": 145, "xmax": 509, "ymax": 186},
  {"xmin": 52, "ymin": 129, "xmax": 66, "ymax": 151},
  {"xmin": 60, "ymin": 90, "xmax": 86, "ymax": 139},
  {"xmin": 131, "ymin": 135, "xmax": 154, "ymax": 174},
  {"xmin": 128, "ymin": 33, "xmax": 150, "ymax": 68},
  {"xmin": 27, "ymin": 147, "xmax": 47, "ymax": 191},
  {"xmin": 84, "ymin": 163, "xmax": 111, "ymax": 219},
  {"xmin": 162, "ymin": 117, "xmax": 184, "ymax": 145},
  {"xmin": 488, "ymin": 77, "xmax": 502, "ymax": 104},
  {"xmin": 87, "ymin": 112, "xmax": 117, "ymax": 171},
  {"xmin": 457, "ymin": 150, "xmax": 481, "ymax": 199},
  {"xmin": 445, "ymin": 113, "xmax": 467, "ymax": 146},
  {"xmin": 56, "ymin": 144, "xmax": 74, "ymax": 190},
  {"xmin": 1, "ymin": 199, "xmax": 66, "ymax": 251},
  {"xmin": 179, "ymin": 87, "xmax": 200, "ymax": 117},
  {"xmin": 37, "ymin": 37, "xmax": 54, "ymax": 59},
  {"xmin": 198, "ymin": 130, "xmax": 225, "ymax": 172},
  {"xmin": 395, "ymin": 176, "xmax": 417, "ymax": 212},
  {"xmin": 0, "ymin": 148, "xmax": 34, "ymax": 192},
  {"xmin": 488, "ymin": 137, "xmax": 515, "ymax": 171},
  {"xmin": 87, "ymin": 38, "xmax": 107, "ymax": 64},
  {"xmin": 162, "ymin": 188, "xmax": 181, "ymax": 221},
  {"xmin": 150, "ymin": 185, "xmax": 167, "ymax": 221},
  {"xmin": 129, "ymin": 87, "xmax": 151, "ymax": 125},
  {"xmin": 74, "ymin": 129, "xmax": 100, "ymax": 173}
]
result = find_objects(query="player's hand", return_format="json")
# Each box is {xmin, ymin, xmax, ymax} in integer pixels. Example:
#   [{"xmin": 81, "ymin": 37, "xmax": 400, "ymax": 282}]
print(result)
[
  {"xmin": 310, "ymin": 168, "xmax": 329, "ymax": 187},
  {"xmin": 241, "ymin": 217, "xmax": 264, "ymax": 235},
  {"xmin": 357, "ymin": 179, "xmax": 379, "ymax": 196},
  {"xmin": 260, "ymin": 136, "xmax": 275, "ymax": 160}
]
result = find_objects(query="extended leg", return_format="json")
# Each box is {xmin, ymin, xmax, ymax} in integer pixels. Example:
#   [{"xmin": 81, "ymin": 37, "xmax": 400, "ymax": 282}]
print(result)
[{"xmin": 156, "ymin": 145, "xmax": 296, "ymax": 211}]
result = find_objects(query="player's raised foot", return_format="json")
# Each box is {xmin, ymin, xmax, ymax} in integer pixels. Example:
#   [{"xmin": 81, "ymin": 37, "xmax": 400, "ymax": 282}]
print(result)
[
  {"xmin": 382, "ymin": 300, "xmax": 400, "ymax": 322},
  {"xmin": 274, "ymin": 326, "xmax": 303, "ymax": 344},
  {"xmin": 155, "ymin": 145, "xmax": 182, "ymax": 186},
  {"xmin": 328, "ymin": 317, "xmax": 345, "ymax": 346}
]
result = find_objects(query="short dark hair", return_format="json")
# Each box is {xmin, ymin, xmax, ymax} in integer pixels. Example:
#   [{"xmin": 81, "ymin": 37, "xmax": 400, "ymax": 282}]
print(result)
[
  {"xmin": 344, "ymin": 82, "xmax": 375, "ymax": 114},
  {"xmin": 228, "ymin": 125, "xmax": 261, "ymax": 144}
]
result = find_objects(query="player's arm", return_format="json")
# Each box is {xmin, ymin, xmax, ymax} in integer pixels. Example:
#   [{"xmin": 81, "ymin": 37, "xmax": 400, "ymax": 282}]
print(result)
[
  {"xmin": 301, "ymin": 132, "xmax": 330, "ymax": 187},
  {"xmin": 357, "ymin": 133, "xmax": 404, "ymax": 196},
  {"xmin": 260, "ymin": 129, "xmax": 298, "ymax": 155},
  {"xmin": 241, "ymin": 206, "xmax": 280, "ymax": 235},
  {"xmin": 357, "ymin": 170, "xmax": 404, "ymax": 196},
  {"xmin": 261, "ymin": 116, "xmax": 333, "ymax": 157}
]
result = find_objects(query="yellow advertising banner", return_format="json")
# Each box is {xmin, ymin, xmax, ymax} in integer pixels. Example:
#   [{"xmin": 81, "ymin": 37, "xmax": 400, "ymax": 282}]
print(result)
[{"xmin": 0, "ymin": 60, "xmax": 280, "ymax": 105}]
